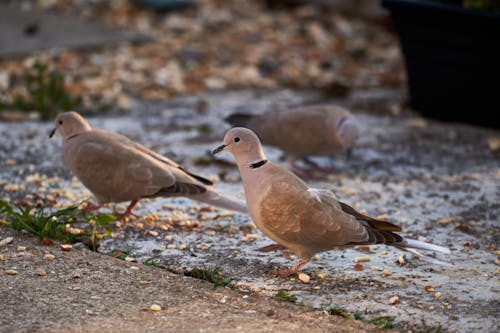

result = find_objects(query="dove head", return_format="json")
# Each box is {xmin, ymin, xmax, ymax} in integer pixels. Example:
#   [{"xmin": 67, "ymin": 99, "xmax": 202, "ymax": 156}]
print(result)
[
  {"xmin": 332, "ymin": 113, "xmax": 360, "ymax": 149},
  {"xmin": 213, "ymin": 127, "xmax": 267, "ymax": 166},
  {"xmin": 50, "ymin": 111, "xmax": 92, "ymax": 139}
]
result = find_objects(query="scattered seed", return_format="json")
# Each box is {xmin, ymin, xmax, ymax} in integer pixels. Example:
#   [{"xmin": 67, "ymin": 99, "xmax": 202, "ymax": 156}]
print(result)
[
  {"xmin": 463, "ymin": 241, "xmax": 471, "ymax": 247},
  {"xmin": 438, "ymin": 217, "xmax": 453, "ymax": 225},
  {"xmin": 164, "ymin": 235, "xmax": 173, "ymax": 241},
  {"xmin": 5, "ymin": 269, "xmax": 18, "ymax": 275},
  {"xmin": 389, "ymin": 296, "xmax": 399, "ymax": 305},
  {"xmin": 487, "ymin": 244, "xmax": 496, "ymax": 251},
  {"xmin": 73, "ymin": 273, "xmax": 81, "ymax": 279},
  {"xmin": 317, "ymin": 273, "xmax": 325, "ymax": 279},
  {"xmin": 17, "ymin": 246, "xmax": 27, "ymax": 252},
  {"xmin": 397, "ymin": 256, "xmax": 406, "ymax": 266},
  {"xmin": 371, "ymin": 266, "xmax": 378, "ymax": 271},
  {"xmin": 434, "ymin": 292, "xmax": 442, "ymax": 299},
  {"xmin": 179, "ymin": 244, "xmax": 187, "ymax": 250},
  {"xmin": 125, "ymin": 257, "xmax": 137, "ymax": 262},
  {"xmin": 355, "ymin": 246, "xmax": 371, "ymax": 253},
  {"xmin": 149, "ymin": 230, "xmax": 159, "ymax": 237},
  {"xmin": 130, "ymin": 266, "xmax": 140, "ymax": 272},
  {"xmin": 43, "ymin": 254, "xmax": 55, "ymax": 260},
  {"xmin": 150, "ymin": 304, "xmax": 161, "ymax": 311},
  {"xmin": 379, "ymin": 251, "xmax": 388, "ymax": 256},
  {"xmin": 354, "ymin": 256, "xmax": 370, "ymax": 263},
  {"xmin": 246, "ymin": 234, "xmax": 259, "ymax": 241},
  {"xmin": 38, "ymin": 269, "xmax": 46, "ymax": 276},
  {"xmin": 382, "ymin": 269, "xmax": 391, "ymax": 276},
  {"xmin": 5, "ymin": 159, "xmax": 16, "ymax": 166},
  {"xmin": 496, "ymin": 267, "xmax": 500, "ymax": 274},
  {"xmin": 60, "ymin": 244, "xmax": 73, "ymax": 252},
  {"xmin": 298, "ymin": 273, "xmax": 310, "ymax": 283},
  {"xmin": 139, "ymin": 280, "xmax": 150, "ymax": 285},
  {"xmin": 424, "ymin": 286, "xmax": 435, "ymax": 292},
  {"xmin": 375, "ymin": 214, "xmax": 389, "ymax": 221},
  {"xmin": 167, "ymin": 244, "xmax": 176, "ymax": 249},
  {"xmin": 494, "ymin": 257, "xmax": 500, "ymax": 266},
  {"xmin": 0, "ymin": 254, "xmax": 4, "ymax": 260}
]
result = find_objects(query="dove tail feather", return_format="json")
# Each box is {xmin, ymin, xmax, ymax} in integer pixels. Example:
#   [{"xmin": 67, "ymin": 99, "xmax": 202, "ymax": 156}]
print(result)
[
  {"xmin": 224, "ymin": 113, "xmax": 254, "ymax": 127},
  {"xmin": 191, "ymin": 188, "xmax": 248, "ymax": 214},
  {"xmin": 398, "ymin": 238, "xmax": 451, "ymax": 254}
]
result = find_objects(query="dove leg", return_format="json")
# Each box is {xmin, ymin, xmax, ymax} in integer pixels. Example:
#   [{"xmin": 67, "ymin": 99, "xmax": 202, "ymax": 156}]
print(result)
[
  {"xmin": 302, "ymin": 157, "xmax": 334, "ymax": 174},
  {"xmin": 271, "ymin": 259, "xmax": 309, "ymax": 276},
  {"xmin": 84, "ymin": 202, "xmax": 101, "ymax": 212},
  {"xmin": 288, "ymin": 159, "xmax": 317, "ymax": 179},
  {"xmin": 256, "ymin": 244, "xmax": 287, "ymax": 252},
  {"xmin": 114, "ymin": 199, "xmax": 140, "ymax": 221}
]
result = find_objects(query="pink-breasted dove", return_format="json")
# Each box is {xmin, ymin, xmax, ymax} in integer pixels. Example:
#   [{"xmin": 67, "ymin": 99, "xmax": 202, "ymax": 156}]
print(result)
[
  {"xmin": 50, "ymin": 111, "xmax": 247, "ymax": 219},
  {"xmin": 224, "ymin": 104, "xmax": 360, "ymax": 178},
  {"xmin": 213, "ymin": 127, "xmax": 450, "ymax": 275}
]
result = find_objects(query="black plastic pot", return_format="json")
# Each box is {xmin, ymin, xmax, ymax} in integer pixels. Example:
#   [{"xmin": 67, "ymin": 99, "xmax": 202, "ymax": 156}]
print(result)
[{"xmin": 382, "ymin": 0, "xmax": 500, "ymax": 128}]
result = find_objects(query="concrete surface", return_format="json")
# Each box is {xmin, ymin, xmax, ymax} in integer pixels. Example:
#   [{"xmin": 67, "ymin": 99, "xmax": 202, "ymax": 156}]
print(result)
[
  {"xmin": 0, "ymin": 4, "xmax": 145, "ymax": 58},
  {"xmin": 1, "ymin": 89, "xmax": 499, "ymax": 332}
]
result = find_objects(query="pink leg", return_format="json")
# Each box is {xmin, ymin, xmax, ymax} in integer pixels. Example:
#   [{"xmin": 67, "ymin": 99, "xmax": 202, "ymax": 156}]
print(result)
[
  {"xmin": 84, "ymin": 202, "xmax": 101, "ymax": 213},
  {"xmin": 302, "ymin": 157, "xmax": 334, "ymax": 174},
  {"xmin": 289, "ymin": 159, "xmax": 318, "ymax": 179},
  {"xmin": 271, "ymin": 259, "xmax": 309, "ymax": 276},
  {"xmin": 256, "ymin": 244, "xmax": 287, "ymax": 252},
  {"xmin": 114, "ymin": 199, "xmax": 140, "ymax": 221}
]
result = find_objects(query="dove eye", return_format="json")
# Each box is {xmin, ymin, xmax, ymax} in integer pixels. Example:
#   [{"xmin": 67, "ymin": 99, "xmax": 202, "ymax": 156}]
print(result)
[
  {"xmin": 58, "ymin": 120, "xmax": 63, "ymax": 125},
  {"xmin": 234, "ymin": 137, "xmax": 240, "ymax": 143}
]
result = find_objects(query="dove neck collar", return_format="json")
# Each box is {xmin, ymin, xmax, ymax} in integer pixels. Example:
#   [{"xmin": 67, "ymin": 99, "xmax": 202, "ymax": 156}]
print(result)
[{"xmin": 248, "ymin": 159, "xmax": 268, "ymax": 169}]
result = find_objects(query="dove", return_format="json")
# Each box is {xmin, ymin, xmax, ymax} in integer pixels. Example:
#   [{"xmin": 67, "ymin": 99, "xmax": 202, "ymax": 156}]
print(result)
[
  {"xmin": 224, "ymin": 104, "xmax": 360, "ymax": 178},
  {"xmin": 212, "ymin": 127, "xmax": 450, "ymax": 275},
  {"xmin": 49, "ymin": 111, "xmax": 247, "ymax": 219}
]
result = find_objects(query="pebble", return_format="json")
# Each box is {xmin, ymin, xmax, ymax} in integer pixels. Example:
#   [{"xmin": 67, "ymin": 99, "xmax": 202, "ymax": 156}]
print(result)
[{"xmin": 0, "ymin": 237, "xmax": 14, "ymax": 247}]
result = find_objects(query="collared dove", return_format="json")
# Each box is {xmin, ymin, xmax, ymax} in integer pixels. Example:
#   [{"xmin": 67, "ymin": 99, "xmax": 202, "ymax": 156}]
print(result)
[
  {"xmin": 50, "ymin": 111, "xmax": 247, "ymax": 219},
  {"xmin": 213, "ymin": 127, "xmax": 450, "ymax": 275},
  {"xmin": 224, "ymin": 104, "xmax": 360, "ymax": 178}
]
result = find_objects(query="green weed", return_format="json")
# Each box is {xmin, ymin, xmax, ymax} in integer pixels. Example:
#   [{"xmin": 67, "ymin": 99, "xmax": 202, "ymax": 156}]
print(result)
[
  {"xmin": 186, "ymin": 265, "xmax": 232, "ymax": 288},
  {"xmin": 0, "ymin": 61, "xmax": 110, "ymax": 120},
  {"xmin": 328, "ymin": 306, "xmax": 352, "ymax": 319},
  {"xmin": 0, "ymin": 199, "xmax": 114, "ymax": 250}
]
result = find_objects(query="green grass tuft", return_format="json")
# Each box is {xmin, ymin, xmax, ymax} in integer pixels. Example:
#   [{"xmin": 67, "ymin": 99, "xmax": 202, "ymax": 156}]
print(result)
[
  {"xmin": 369, "ymin": 316, "xmax": 399, "ymax": 330},
  {"xmin": 0, "ymin": 199, "xmax": 114, "ymax": 251},
  {"xmin": 186, "ymin": 265, "xmax": 232, "ymax": 288},
  {"xmin": 328, "ymin": 306, "xmax": 352, "ymax": 319},
  {"xmin": 0, "ymin": 60, "xmax": 110, "ymax": 120},
  {"xmin": 275, "ymin": 290, "xmax": 297, "ymax": 303}
]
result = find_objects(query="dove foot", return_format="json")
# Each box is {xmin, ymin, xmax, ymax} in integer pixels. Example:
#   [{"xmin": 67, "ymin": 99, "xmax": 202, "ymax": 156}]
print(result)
[
  {"xmin": 270, "ymin": 259, "xmax": 309, "ymax": 276},
  {"xmin": 114, "ymin": 199, "xmax": 140, "ymax": 221},
  {"xmin": 256, "ymin": 244, "xmax": 287, "ymax": 252}
]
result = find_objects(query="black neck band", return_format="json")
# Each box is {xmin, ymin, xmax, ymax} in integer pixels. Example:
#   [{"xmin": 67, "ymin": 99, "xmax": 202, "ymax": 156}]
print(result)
[{"xmin": 249, "ymin": 159, "xmax": 268, "ymax": 169}]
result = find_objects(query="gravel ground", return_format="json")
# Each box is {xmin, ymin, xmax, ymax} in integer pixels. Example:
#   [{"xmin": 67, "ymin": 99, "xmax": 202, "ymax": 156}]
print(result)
[{"xmin": 1, "ymin": 89, "xmax": 499, "ymax": 332}]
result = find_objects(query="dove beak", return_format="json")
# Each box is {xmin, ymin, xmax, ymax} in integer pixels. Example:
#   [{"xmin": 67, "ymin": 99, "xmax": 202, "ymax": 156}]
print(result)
[
  {"xmin": 49, "ymin": 128, "xmax": 56, "ymax": 138},
  {"xmin": 212, "ymin": 144, "xmax": 227, "ymax": 155}
]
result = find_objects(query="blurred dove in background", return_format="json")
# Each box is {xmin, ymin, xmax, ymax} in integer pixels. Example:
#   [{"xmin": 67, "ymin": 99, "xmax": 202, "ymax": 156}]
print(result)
[
  {"xmin": 50, "ymin": 111, "xmax": 247, "ymax": 220},
  {"xmin": 224, "ymin": 104, "xmax": 360, "ymax": 178},
  {"xmin": 213, "ymin": 127, "xmax": 450, "ymax": 275}
]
